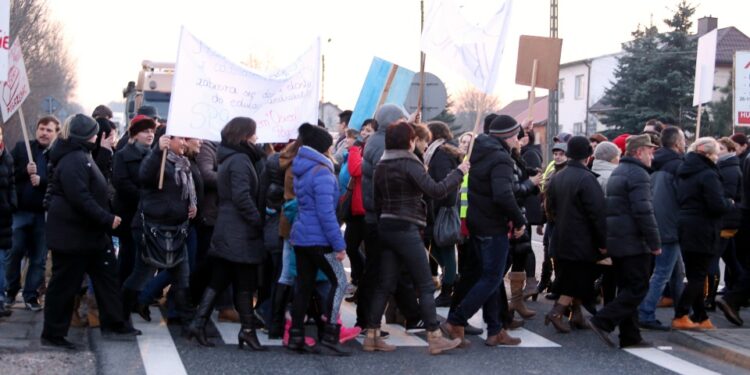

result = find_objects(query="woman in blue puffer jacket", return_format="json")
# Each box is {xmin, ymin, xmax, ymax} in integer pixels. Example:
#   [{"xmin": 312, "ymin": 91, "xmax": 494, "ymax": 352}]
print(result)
[{"xmin": 289, "ymin": 123, "xmax": 348, "ymax": 355}]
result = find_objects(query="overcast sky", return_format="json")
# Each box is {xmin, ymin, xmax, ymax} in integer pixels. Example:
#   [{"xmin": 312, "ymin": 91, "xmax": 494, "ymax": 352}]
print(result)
[{"xmin": 47, "ymin": 0, "xmax": 750, "ymax": 115}]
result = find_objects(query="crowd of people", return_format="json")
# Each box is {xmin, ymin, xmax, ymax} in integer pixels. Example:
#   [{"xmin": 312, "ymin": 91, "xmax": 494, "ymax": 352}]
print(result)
[{"xmin": 0, "ymin": 102, "xmax": 749, "ymax": 355}]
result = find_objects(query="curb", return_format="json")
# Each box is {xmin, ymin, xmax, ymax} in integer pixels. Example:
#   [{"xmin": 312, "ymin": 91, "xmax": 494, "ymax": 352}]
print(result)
[{"xmin": 668, "ymin": 330, "xmax": 750, "ymax": 369}]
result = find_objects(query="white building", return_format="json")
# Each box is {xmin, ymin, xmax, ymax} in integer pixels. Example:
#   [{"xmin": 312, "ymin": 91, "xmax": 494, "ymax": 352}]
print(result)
[{"xmin": 556, "ymin": 16, "xmax": 750, "ymax": 135}]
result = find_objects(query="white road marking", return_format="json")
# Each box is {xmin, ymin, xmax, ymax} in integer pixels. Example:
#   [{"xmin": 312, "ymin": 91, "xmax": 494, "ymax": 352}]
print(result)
[
  {"xmin": 133, "ymin": 307, "xmax": 188, "ymax": 375},
  {"xmin": 437, "ymin": 306, "xmax": 560, "ymax": 348},
  {"xmin": 339, "ymin": 301, "xmax": 428, "ymax": 347},
  {"xmin": 624, "ymin": 348, "xmax": 721, "ymax": 375}
]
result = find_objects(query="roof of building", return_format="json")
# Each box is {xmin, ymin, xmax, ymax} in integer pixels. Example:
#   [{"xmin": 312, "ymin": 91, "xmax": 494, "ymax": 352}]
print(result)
[
  {"xmin": 560, "ymin": 52, "xmax": 625, "ymax": 69},
  {"xmin": 714, "ymin": 27, "xmax": 750, "ymax": 65},
  {"xmin": 498, "ymin": 95, "xmax": 548, "ymax": 125}
]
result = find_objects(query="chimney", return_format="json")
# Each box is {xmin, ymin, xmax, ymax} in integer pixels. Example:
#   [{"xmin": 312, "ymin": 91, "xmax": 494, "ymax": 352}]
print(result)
[{"xmin": 697, "ymin": 16, "xmax": 718, "ymax": 36}]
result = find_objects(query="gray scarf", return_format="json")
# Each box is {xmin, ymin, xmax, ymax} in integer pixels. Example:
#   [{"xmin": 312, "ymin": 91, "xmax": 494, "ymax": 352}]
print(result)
[{"xmin": 167, "ymin": 150, "xmax": 197, "ymax": 208}]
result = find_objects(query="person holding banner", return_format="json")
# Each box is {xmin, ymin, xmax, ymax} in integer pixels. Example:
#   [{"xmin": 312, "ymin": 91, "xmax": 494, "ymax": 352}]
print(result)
[
  {"xmin": 42, "ymin": 114, "xmax": 140, "ymax": 349},
  {"xmin": 0, "ymin": 126, "xmax": 15, "ymax": 319}
]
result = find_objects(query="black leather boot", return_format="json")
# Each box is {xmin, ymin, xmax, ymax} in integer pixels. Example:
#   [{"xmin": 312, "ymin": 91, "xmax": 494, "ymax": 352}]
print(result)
[
  {"xmin": 287, "ymin": 328, "xmax": 320, "ymax": 354},
  {"xmin": 236, "ymin": 291, "xmax": 266, "ymax": 351},
  {"xmin": 320, "ymin": 324, "xmax": 351, "ymax": 356},
  {"xmin": 186, "ymin": 288, "xmax": 217, "ymax": 347},
  {"xmin": 171, "ymin": 288, "xmax": 193, "ymax": 327},
  {"xmin": 434, "ymin": 284, "xmax": 453, "ymax": 308},
  {"xmin": 123, "ymin": 288, "xmax": 150, "ymax": 322},
  {"xmin": 269, "ymin": 283, "xmax": 292, "ymax": 339}
]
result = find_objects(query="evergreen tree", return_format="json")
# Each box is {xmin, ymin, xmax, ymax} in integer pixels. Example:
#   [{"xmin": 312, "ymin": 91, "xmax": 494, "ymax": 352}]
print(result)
[
  {"xmin": 601, "ymin": 1, "xmax": 697, "ymax": 136},
  {"xmin": 705, "ymin": 76, "xmax": 734, "ymax": 137}
]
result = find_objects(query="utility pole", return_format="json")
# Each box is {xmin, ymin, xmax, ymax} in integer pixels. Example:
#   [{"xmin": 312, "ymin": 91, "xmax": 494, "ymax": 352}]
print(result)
[{"xmin": 546, "ymin": 0, "xmax": 559, "ymax": 162}]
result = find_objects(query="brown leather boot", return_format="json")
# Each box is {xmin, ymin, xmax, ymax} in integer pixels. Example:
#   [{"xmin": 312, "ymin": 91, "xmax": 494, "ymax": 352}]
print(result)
[
  {"xmin": 509, "ymin": 272, "xmax": 536, "ymax": 319},
  {"xmin": 440, "ymin": 321, "xmax": 470, "ymax": 348},
  {"xmin": 569, "ymin": 299, "xmax": 588, "ymax": 330},
  {"xmin": 362, "ymin": 329, "xmax": 396, "ymax": 352},
  {"xmin": 485, "ymin": 329, "xmax": 521, "ymax": 346},
  {"xmin": 86, "ymin": 294, "xmax": 100, "ymax": 328},
  {"xmin": 544, "ymin": 302, "xmax": 571, "ymax": 333},
  {"xmin": 217, "ymin": 307, "xmax": 240, "ymax": 323},
  {"xmin": 427, "ymin": 329, "xmax": 461, "ymax": 355},
  {"xmin": 507, "ymin": 317, "xmax": 525, "ymax": 330},
  {"xmin": 70, "ymin": 295, "xmax": 87, "ymax": 328},
  {"xmin": 523, "ymin": 277, "xmax": 540, "ymax": 301}
]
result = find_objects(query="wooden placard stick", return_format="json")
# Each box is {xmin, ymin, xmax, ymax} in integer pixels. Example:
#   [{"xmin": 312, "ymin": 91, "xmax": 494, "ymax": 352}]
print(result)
[
  {"xmin": 695, "ymin": 103, "xmax": 703, "ymax": 139},
  {"xmin": 417, "ymin": 53, "xmax": 426, "ymax": 118},
  {"xmin": 18, "ymin": 107, "xmax": 34, "ymax": 162},
  {"xmin": 158, "ymin": 147, "xmax": 167, "ymax": 190},
  {"xmin": 376, "ymin": 65, "xmax": 399, "ymax": 109},
  {"xmin": 527, "ymin": 59, "xmax": 538, "ymax": 123}
]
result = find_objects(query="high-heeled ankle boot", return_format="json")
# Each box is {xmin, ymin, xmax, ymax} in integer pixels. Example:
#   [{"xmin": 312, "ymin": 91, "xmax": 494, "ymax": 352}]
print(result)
[
  {"xmin": 186, "ymin": 288, "xmax": 217, "ymax": 347},
  {"xmin": 287, "ymin": 327, "xmax": 320, "ymax": 354},
  {"xmin": 569, "ymin": 299, "xmax": 588, "ymax": 330},
  {"xmin": 544, "ymin": 302, "xmax": 571, "ymax": 333},
  {"xmin": 235, "ymin": 291, "xmax": 266, "ymax": 351},
  {"xmin": 320, "ymin": 324, "xmax": 351, "ymax": 356},
  {"xmin": 509, "ymin": 272, "xmax": 536, "ymax": 319}
]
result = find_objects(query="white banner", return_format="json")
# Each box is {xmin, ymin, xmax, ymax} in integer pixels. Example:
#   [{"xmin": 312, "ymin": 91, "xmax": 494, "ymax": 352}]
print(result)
[
  {"xmin": 693, "ymin": 29, "xmax": 717, "ymax": 106},
  {"xmin": 735, "ymin": 51, "xmax": 750, "ymax": 127},
  {"xmin": 420, "ymin": 0, "xmax": 513, "ymax": 94},
  {"xmin": 167, "ymin": 28, "xmax": 320, "ymax": 143},
  {"xmin": 1, "ymin": 40, "xmax": 29, "ymax": 121},
  {"xmin": 0, "ymin": 0, "xmax": 9, "ymax": 82}
]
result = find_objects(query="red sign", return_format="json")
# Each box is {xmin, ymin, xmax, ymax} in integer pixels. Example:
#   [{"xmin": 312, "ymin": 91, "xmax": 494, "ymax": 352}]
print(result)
[{"xmin": 739, "ymin": 112, "xmax": 750, "ymax": 125}]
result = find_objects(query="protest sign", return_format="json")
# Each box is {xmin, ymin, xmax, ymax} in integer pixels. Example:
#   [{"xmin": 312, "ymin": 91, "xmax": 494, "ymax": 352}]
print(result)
[
  {"xmin": 735, "ymin": 51, "xmax": 750, "ymax": 127},
  {"xmin": 0, "ymin": 1, "xmax": 9, "ymax": 82},
  {"xmin": 167, "ymin": 28, "xmax": 320, "ymax": 143},
  {"xmin": 421, "ymin": 0, "xmax": 513, "ymax": 94},
  {"xmin": 693, "ymin": 29, "xmax": 717, "ymax": 107},
  {"xmin": 349, "ymin": 57, "xmax": 414, "ymax": 131},
  {"xmin": 515, "ymin": 35, "xmax": 562, "ymax": 124},
  {"xmin": 1, "ymin": 40, "xmax": 30, "ymax": 121}
]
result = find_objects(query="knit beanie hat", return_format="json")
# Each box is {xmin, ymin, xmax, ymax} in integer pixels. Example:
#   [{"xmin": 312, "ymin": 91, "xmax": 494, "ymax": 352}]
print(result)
[
  {"xmin": 92, "ymin": 104, "xmax": 113, "ymax": 119},
  {"xmin": 68, "ymin": 114, "xmax": 99, "ymax": 141},
  {"xmin": 483, "ymin": 113, "xmax": 498, "ymax": 134},
  {"xmin": 488, "ymin": 115, "xmax": 520, "ymax": 139},
  {"xmin": 566, "ymin": 135, "xmax": 593, "ymax": 160},
  {"xmin": 129, "ymin": 114, "xmax": 157, "ymax": 137},
  {"xmin": 298, "ymin": 123, "xmax": 333, "ymax": 154},
  {"xmin": 374, "ymin": 103, "xmax": 408, "ymax": 129},
  {"xmin": 612, "ymin": 134, "xmax": 631, "ymax": 155}
]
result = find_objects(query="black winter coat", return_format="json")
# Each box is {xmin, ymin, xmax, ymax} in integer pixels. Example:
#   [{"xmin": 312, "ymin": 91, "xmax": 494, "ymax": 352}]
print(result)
[
  {"xmin": 428, "ymin": 143, "xmax": 462, "ymax": 210},
  {"xmin": 466, "ymin": 134, "xmax": 526, "ymax": 236},
  {"xmin": 545, "ymin": 160, "xmax": 606, "ymax": 262},
  {"xmin": 135, "ymin": 150, "xmax": 191, "ymax": 227},
  {"xmin": 45, "ymin": 139, "xmax": 115, "ymax": 253},
  {"xmin": 12, "ymin": 140, "xmax": 49, "ymax": 213},
  {"xmin": 605, "ymin": 157, "xmax": 660, "ymax": 257},
  {"xmin": 0, "ymin": 149, "xmax": 16, "ymax": 249},
  {"xmin": 112, "ymin": 143, "xmax": 149, "ymax": 227},
  {"xmin": 189, "ymin": 157, "xmax": 205, "ymax": 225},
  {"xmin": 375, "ymin": 149, "xmax": 464, "ymax": 228},
  {"xmin": 521, "ymin": 144, "xmax": 544, "ymax": 225},
  {"xmin": 651, "ymin": 147, "xmax": 683, "ymax": 244},
  {"xmin": 676, "ymin": 152, "xmax": 733, "ymax": 255},
  {"xmin": 209, "ymin": 143, "xmax": 266, "ymax": 264},
  {"xmin": 196, "ymin": 141, "xmax": 219, "ymax": 226},
  {"xmin": 717, "ymin": 155, "xmax": 742, "ymax": 230}
]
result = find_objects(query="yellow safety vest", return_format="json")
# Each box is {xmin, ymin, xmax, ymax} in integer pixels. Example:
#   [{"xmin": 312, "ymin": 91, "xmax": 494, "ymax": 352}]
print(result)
[{"xmin": 459, "ymin": 173, "xmax": 469, "ymax": 219}]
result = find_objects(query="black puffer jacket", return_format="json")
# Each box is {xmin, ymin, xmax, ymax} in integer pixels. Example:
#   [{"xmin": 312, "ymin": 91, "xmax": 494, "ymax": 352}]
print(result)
[
  {"xmin": 0, "ymin": 149, "xmax": 16, "ymax": 249},
  {"xmin": 605, "ymin": 157, "xmax": 660, "ymax": 257},
  {"xmin": 677, "ymin": 152, "xmax": 733, "ymax": 255},
  {"xmin": 12, "ymin": 140, "xmax": 49, "ymax": 213},
  {"xmin": 545, "ymin": 160, "xmax": 606, "ymax": 262},
  {"xmin": 717, "ymin": 154, "xmax": 742, "ymax": 230},
  {"xmin": 428, "ymin": 143, "xmax": 462, "ymax": 210},
  {"xmin": 651, "ymin": 147, "xmax": 683, "ymax": 244},
  {"xmin": 466, "ymin": 134, "xmax": 526, "ymax": 236},
  {"xmin": 196, "ymin": 141, "xmax": 219, "ymax": 226},
  {"xmin": 45, "ymin": 139, "xmax": 115, "ymax": 253},
  {"xmin": 209, "ymin": 143, "xmax": 266, "ymax": 264},
  {"xmin": 374, "ymin": 149, "xmax": 463, "ymax": 228},
  {"xmin": 135, "ymin": 150, "xmax": 191, "ymax": 227},
  {"xmin": 112, "ymin": 142, "xmax": 150, "ymax": 228},
  {"xmin": 521, "ymin": 144, "xmax": 544, "ymax": 225}
]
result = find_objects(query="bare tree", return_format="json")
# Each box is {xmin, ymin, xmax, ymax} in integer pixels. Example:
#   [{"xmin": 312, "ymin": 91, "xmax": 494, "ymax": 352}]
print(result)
[
  {"xmin": 4, "ymin": 0, "xmax": 77, "ymax": 148},
  {"xmin": 454, "ymin": 87, "xmax": 501, "ymax": 133}
]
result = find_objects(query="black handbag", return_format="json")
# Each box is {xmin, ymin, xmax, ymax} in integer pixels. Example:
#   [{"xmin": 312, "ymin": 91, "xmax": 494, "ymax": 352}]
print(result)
[
  {"xmin": 140, "ymin": 214, "xmax": 189, "ymax": 269},
  {"xmin": 336, "ymin": 179, "xmax": 354, "ymax": 223}
]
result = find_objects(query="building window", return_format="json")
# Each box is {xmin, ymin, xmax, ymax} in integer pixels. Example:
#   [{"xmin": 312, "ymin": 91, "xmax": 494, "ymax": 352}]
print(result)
[
  {"xmin": 574, "ymin": 122, "xmax": 583, "ymax": 135},
  {"xmin": 575, "ymin": 74, "xmax": 584, "ymax": 100},
  {"xmin": 558, "ymin": 78, "xmax": 565, "ymax": 100}
]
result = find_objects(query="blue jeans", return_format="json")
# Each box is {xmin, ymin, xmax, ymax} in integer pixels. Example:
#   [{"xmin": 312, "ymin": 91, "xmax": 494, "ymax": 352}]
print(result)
[
  {"xmin": 278, "ymin": 240, "xmax": 296, "ymax": 286},
  {"xmin": 0, "ymin": 249, "xmax": 7, "ymax": 303},
  {"xmin": 638, "ymin": 242, "xmax": 685, "ymax": 323},
  {"xmin": 5, "ymin": 212, "xmax": 47, "ymax": 301},
  {"xmin": 448, "ymin": 234, "xmax": 509, "ymax": 336}
]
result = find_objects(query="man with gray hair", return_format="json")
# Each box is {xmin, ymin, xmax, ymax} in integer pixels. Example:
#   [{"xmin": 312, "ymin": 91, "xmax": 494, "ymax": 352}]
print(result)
[{"xmin": 592, "ymin": 142, "xmax": 621, "ymax": 195}]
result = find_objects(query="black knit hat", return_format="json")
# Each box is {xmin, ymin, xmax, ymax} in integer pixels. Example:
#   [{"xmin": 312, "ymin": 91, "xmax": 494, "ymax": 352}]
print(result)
[
  {"xmin": 488, "ymin": 115, "xmax": 520, "ymax": 139},
  {"xmin": 566, "ymin": 135, "xmax": 593, "ymax": 160},
  {"xmin": 68, "ymin": 114, "xmax": 99, "ymax": 141},
  {"xmin": 483, "ymin": 113, "xmax": 498, "ymax": 134},
  {"xmin": 298, "ymin": 123, "xmax": 333, "ymax": 154},
  {"xmin": 92, "ymin": 105, "xmax": 113, "ymax": 119}
]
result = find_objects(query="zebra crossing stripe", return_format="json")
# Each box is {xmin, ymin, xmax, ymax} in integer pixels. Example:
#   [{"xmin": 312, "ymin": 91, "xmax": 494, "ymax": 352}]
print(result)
[
  {"xmin": 436, "ymin": 307, "xmax": 560, "ymax": 348},
  {"xmin": 624, "ymin": 348, "xmax": 720, "ymax": 375},
  {"xmin": 133, "ymin": 307, "xmax": 188, "ymax": 375}
]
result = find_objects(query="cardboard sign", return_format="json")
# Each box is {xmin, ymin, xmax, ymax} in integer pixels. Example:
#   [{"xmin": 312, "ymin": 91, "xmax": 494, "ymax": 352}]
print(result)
[
  {"xmin": 1, "ymin": 41, "xmax": 30, "ymax": 121},
  {"xmin": 515, "ymin": 35, "xmax": 563, "ymax": 90},
  {"xmin": 0, "ymin": 1, "xmax": 9, "ymax": 82},
  {"xmin": 693, "ymin": 29, "xmax": 717, "ymax": 106},
  {"xmin": 735, "ymin": 51, "xmax": 750, "ymax": 126},
  {"xmin": 166, "ymin": 28, "xmax": 320, "ymax": 143},
  {"xmin": 348, "ymin": 57, "xmax": 414, "ymax": 131}
]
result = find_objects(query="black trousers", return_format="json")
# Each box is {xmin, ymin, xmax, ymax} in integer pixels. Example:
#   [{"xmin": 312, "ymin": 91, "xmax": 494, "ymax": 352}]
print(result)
[
  {"xmin": 450, "ymin": 239, "xmax": 480, "ymax": 313},
  {"xmin": 291, "ymin": 247, "xmax": 337, "ymax": 331},
  {"xmin": 591, "ymin": 253, "xmax": 651, "ymax": 346},
  {"xmin": 344, "ymin": 216, "xmax": 366, "ymax": 285},
  {"xmin": 43, "ymin": 249, "xmax": 126, "ymax": 338},
  {"xmin": 676, "ymin": 251, "xmax": 712, "ymax": 322},
  {"xmin": 355, "ymin": 222, "xmax": 420, "ymax": 327},
  {"xmin": 117, "ymin": 227, "xmax": 136, "ymax": 286}
]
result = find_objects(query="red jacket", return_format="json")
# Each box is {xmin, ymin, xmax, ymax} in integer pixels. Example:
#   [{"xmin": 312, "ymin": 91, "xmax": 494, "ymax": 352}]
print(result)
[{"xmin": 348, "ymin": 144, "xmax": 366, "ymax": 216}]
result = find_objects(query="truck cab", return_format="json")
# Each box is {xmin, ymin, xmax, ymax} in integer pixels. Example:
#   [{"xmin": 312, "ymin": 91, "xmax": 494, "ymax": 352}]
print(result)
[{"xmin": 122, "ymin": 60, "xmax": 174, "ymax": 131}]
